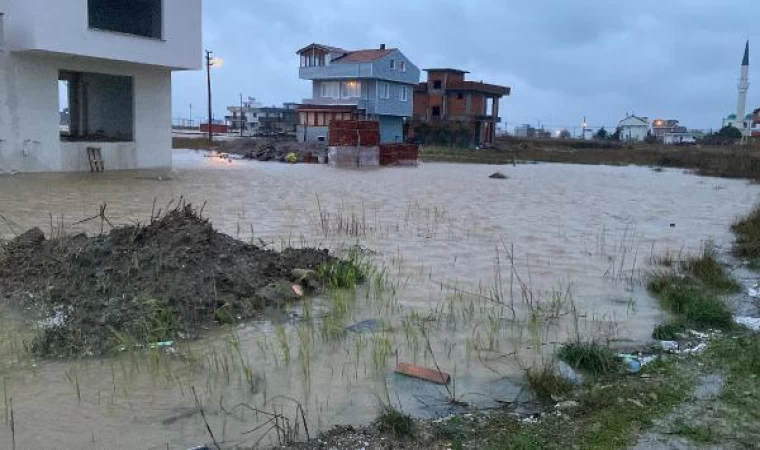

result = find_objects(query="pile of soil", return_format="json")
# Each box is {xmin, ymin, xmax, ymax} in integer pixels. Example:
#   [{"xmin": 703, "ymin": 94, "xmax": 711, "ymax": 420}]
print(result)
[
  {"xmin": 217, "ymin": 138, "xmax": 326, "ymax": 162},
  {"xmin": 0, "ymin": 204, "xmax": 331, "ymax": 357}
]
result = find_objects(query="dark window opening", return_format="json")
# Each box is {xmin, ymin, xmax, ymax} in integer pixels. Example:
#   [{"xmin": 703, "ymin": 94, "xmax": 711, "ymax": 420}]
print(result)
[
  {"xmin": 457, "ymin": 93, "xmax": 464, "ymax": 100},
  {"xmin": 432, "ymin": 106, "xmax": 441, "ymax": 117},
  {"xmin": 59, "ymin": 71, "xmax": 134, "ymax": 142},
  {"xmin": 88, "ymin": 0, "xmax": 162, "ymax": 39},
  {"xmin": 433, "ymin": 80, "xmax": 442, "ymax": 89}
]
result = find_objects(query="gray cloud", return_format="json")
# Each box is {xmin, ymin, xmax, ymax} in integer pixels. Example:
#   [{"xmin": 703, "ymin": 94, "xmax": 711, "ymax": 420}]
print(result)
[{"xmin": 172, "ymin": 0, "xmax": 759, "ymax": 131}]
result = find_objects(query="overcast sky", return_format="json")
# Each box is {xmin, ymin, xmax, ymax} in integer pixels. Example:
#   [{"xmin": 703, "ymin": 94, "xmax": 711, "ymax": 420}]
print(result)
[{"xmin": 172, "ymin": 0, "xmax": 759, "ymax": 132}]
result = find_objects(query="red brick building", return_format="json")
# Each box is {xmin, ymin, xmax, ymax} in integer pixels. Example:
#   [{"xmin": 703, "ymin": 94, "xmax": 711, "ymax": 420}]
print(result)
[{"xmin": 410, "ymin": 69, "xmax": 510, "ymax": 145}]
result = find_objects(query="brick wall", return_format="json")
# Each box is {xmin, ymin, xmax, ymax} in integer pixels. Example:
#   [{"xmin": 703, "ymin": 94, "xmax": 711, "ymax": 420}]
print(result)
[{"xmin": 328, "ymin": 120, "xmax": 381, "ymax": 146}]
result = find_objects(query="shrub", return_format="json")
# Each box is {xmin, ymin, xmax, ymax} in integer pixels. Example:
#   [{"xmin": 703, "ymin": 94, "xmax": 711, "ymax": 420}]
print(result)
[
  {"xmin": 557, "ymin": 342, "xmax": 618, "ymax": 375},
  {"xmin": 377, "ymin": 406, "xmax": 416, "ymax": 438},
  {"xmin": 526, "ymin": 364, "xmax": 574, "ymax": 401}
]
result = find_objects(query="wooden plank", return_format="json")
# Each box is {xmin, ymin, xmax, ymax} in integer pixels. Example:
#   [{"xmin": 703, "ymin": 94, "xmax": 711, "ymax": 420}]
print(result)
[{"xmin": 395, "ymin": 362, "xmax": 451, "ymax": 385}]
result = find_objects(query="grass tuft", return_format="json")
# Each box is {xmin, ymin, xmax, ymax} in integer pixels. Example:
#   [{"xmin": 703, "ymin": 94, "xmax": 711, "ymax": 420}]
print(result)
[
  {"xmin": 680, "ymin": 244, "xmax": 740, "ymax": 292},
  {"xmin": 526, "ymin": 364, "xmax": 574, "ymax": 402},
  {"xmin": 732, "ymin": 204, "xmax": 760, "ymax": 259},
  {"xmin": 318, "ymin": 251, "xmax": 370, "ymax": 289},
  {"xmin": 557, "ymin": 342, "xmax": 618, "ymax": 375},
  {"xmin": 652, "ymin": 321, "xmax": 687, "ymax": 340},
  {"xmin": 376, "ymin": 406, "xmax": 416, "ymax": 439}
]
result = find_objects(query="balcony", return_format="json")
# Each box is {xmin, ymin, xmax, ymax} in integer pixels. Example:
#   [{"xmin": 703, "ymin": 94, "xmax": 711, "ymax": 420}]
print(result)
[
  {"xmin": 299, "ymin": 63, "xmax": 375, "ymax": 80},
  {"xmin": 301, "ymin": 98, "xmax": 371, "ymax": 109}
]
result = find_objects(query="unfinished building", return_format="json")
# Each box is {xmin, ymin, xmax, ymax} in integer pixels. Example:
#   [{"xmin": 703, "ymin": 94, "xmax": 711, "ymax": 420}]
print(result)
[{"xmin": 0, "ymin": 0, "xmax": 202, "ymax": 172}]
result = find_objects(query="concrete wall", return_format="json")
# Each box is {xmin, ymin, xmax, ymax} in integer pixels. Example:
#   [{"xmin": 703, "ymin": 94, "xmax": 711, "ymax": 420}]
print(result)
[
  {"xmin": 0, "ymin": 52, "xmax": 172, "ymax": 172},
  {"xmin": 5, "ymin": 0, "xmax": 201, "ymax": 70},
  {"xmin": 296, "ymin": 125, "xmax": 329, "ymax": 143}
]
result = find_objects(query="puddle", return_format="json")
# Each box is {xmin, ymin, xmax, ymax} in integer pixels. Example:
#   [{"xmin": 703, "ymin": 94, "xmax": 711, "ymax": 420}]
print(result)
[{"xmin": 0, "ymin": 151, "xmax": 759, "ymax": 448}]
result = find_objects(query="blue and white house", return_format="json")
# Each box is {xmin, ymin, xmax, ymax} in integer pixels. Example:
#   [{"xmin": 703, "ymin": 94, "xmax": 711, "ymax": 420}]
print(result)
[{"xmin": 296, "ymin": 43, "xmax": 420, "ymax": 143}]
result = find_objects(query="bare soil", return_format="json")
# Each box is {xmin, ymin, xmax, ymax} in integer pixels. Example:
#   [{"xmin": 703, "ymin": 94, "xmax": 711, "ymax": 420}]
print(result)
[{"xmin": 0, "ymin": 204, "xmax": 332, "ymax": 357}]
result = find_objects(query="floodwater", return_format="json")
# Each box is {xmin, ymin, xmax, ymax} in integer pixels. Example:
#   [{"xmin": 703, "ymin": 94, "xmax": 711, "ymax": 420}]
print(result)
[{"xmin": 1, "ymin": 150, "xmax": 758, "ymax": 449}]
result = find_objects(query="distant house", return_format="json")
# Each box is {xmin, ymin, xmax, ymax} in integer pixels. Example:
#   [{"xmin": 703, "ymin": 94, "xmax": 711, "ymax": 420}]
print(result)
[
  {"xmin": 296, "ymin": 43, "xmax": 421, "ymax": 143},
  {"xmin": 0, "ymin": 0, "xmax": 202, "ymax": 172},
  {"xmin": 663, "ymin": 131, "xmax": 699, "ymax": 145},
  {"xmin": 651, "ymin": 119, "xmax": 683, "ymax": 140},
  {"xmin": 753, "ymin": 108, "xmax": 760, "ymax": 137},
  {"xmin": 617, "ymin": 115, "xmax": 649, "ymax": 142},
  {"xmin": 410, "ymin": 69, "xmax": 510, "ymax": 145},
  {"xmin": 225, "ymin": 100, "xmax": 297, "ymax": 135}
]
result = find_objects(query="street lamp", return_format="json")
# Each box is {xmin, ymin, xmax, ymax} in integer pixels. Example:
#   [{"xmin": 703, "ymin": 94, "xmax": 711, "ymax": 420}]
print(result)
[{"xmin": 205, "ymin": 50, "xmax": 223, "ymax": 142}]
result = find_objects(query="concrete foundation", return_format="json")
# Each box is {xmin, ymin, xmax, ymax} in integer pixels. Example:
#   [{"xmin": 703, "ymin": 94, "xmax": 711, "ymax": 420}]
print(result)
[{"xmin": 328, "ymin": 146, "xmax": 379, "ymax": 167}]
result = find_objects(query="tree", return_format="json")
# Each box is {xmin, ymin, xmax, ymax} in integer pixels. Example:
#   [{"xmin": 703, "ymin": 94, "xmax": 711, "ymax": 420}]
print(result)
[
  {"xmin": 610, "ymin": 127, "xmax": 621, "ymax": 141},
  {"xmin": 595, "ymin": 127, "xmax": 608, "ymax": 140},
  {"xmin": 716, "ymin": 124, "xmax": 742, "ymax": 139}
]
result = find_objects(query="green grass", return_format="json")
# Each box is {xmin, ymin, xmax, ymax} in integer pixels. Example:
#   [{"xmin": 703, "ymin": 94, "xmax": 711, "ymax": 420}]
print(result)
[
  {"xmin": 652, "ymin": 321, "xmax": 687, "ymax": 340},
  {"xmin": 440, "ymin": 359, "xmax": 694, "ymax": 450},
  {"xmin": 376, "ymin": 406, "xmax": 416, "ymax": 439},
  {"xmin": 680, "ymin": 245, "xmax": 740, "ymax": 292},
  {"xmin": 647, "ymin": 252, "xmax": 736, "ymax": 336},
  {"xmin": 671, "ymin": 418, "xmax": 716, "ymax": 443},
  {"xmin": 525, "ymin": 364, "xmax": 574, "ymax": 402},
  {"xmin": 732, "ymin": 204, "xmax": 760, "ymax": 258},
  {"xmin": 318, "ymin": 251, "xmax": 370, "ymax": 289},
  {"xmin": 557, "ymin": 342, "xmax": 618, "ymax": 375}
]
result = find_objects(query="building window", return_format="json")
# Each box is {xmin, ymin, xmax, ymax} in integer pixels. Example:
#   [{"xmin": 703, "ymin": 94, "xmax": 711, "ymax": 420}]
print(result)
[
  {"xmin": 390, "ymin": 60, "xmax": 396, "ymax": 70},
  {"xmin": 400, "ymin": 61, "xmax": 406, "ymax": 72},
  {"xmin": 457, "ymin": 93, "xmax": 464, "ymax": 100},
  {"xmin": 399, "ymin": 86, "xmax": 409, "ymax": 102},
  {"xmin": 379, "ymin": 82, "xmax": 390, "ymax": 99},
  {"xmin": 88, "ymin": 0, "xmax": 162, "ymax": 39},
  {"xmin": 433, "ymin": 80, "xmax": 442, "ymax": 89},
  {"xmin": 320, "ymin": 81, "xmax": 340, "ymax": 99},
  {"xmin": 59, "ymin": 71, "xmax": 134, "ymax": 141},
  {"xmin": 341, "ymin": 80, "xmax": 361, "ymax": 98},
  {"xmin": 432, "ymin": 106, "xmax": 441, "ymax": 117}
]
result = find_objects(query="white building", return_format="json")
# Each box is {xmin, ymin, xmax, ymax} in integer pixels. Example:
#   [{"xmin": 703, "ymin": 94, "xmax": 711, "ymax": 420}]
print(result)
[
  {"xmin": 722, "ymin": 41, "xmax": 751, "ymax": 137},
  {"xmin": 617, "ymin": 115, "xmax": 649, "ymax": 142},
  {"xmin": 0, "ymin": 0, "xmax": 202, "ymax": 172}
]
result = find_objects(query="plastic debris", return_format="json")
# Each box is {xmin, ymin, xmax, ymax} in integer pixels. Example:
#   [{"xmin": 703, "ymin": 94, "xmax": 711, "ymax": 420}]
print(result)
[
  {"xmin": 680, "ymin": 342, "xmax": 707, "ymax": 354},
  {"xmin": 395, "ymin": 362, "xmax": 451, "ymax": 385},
  {"xmin": 149, "ymin": 341, "xmax": 175, "ymax": 349},
  {"xmin": 735, "ymin": 316, "xmax": 760, "ymax": 331},
  {"xmin": 291, "ymin": 284, "xmax": 304, "ymax": 298},
  {"xmin": 749, "ymin": 284, "xmax": 760, "ymax": 298},
  {"xmin": 618, "ymin": 355, "xmax": 642, "ymax": 374},
  {"xmin": 659, "ymin": 341, "xmax": 680, "ymax": 352},
  {"xmin": 557, "ymin": 360, "xmax": 583, "ymax": 385}
]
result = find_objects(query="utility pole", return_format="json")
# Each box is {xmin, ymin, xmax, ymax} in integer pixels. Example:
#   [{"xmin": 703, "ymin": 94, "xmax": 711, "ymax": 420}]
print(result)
[
  {"xmin": 189, "ymin": 103, "xmax": 193, "ymax": 128},
  {"xmin": 240, "ymin": 93, "xmax": 244, "ymax": 137},
  {"xmin": 206, "ymin": 50, "xmax": 214, "ymax": 142}
]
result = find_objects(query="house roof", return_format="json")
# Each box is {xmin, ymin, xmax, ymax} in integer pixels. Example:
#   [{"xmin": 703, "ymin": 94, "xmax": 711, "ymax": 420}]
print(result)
[
  {"xmin": 424, "ymin": 68, "xmax": 470, "ymax": 74},
  {"xmin": 296, "ymin": 43, "xmax": 347, "ymax": 55},
  {"xmin": 297, "ymin": 43, "xmax": 399, "ymax": 63},
  {"xmin": 331, "ymin": 48, "xmax": 396, "ymax": 63},
  {"xmin": 618, "ymin": 115, "xmax": 649, "ymax": 125}
]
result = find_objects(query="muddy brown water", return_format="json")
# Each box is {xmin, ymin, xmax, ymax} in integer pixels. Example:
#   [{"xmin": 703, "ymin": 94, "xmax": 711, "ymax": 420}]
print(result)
[{"xmin": 1, "ymin": 149, "xmax": 758, "ymax": 449}]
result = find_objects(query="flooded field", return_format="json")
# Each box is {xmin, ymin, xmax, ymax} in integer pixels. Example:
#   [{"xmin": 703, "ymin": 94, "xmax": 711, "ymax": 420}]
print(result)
[{"xmin": 1, "ymin": 149, "xmax": 759, "ymax": 449}]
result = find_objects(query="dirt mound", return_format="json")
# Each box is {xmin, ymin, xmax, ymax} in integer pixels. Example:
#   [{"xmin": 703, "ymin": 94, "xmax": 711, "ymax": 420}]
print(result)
[
  {"xmin": 0, "ymin": 204, "xmax": 332, "ymax": 357},
  {"xmin": 217, "ymin": 138, "xmax": 326, "ymax": 162}
]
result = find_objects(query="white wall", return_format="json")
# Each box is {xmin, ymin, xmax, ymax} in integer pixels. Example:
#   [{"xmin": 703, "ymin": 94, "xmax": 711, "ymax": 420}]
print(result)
[
  {"xmin": 5, "ymin": 0, "xmax": 201, "ymax": 70},
  {"xmin": 0, "ymin": 52, "xmax": 172, "ymax": 172}
]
